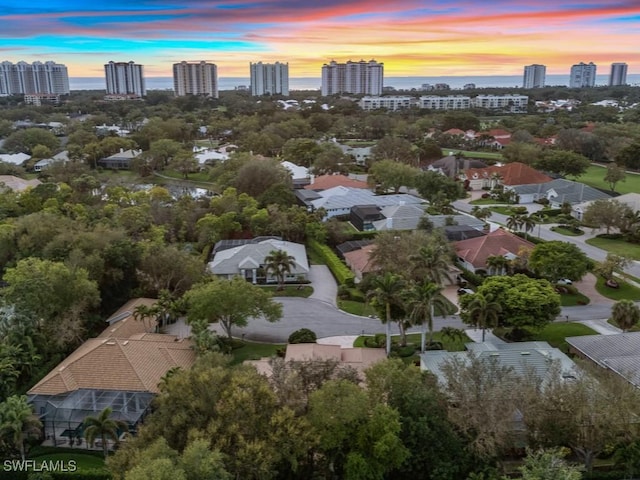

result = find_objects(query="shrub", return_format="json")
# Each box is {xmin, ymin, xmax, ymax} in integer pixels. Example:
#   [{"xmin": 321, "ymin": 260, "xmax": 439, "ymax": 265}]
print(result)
[
  {"xmin": 288, "ymin": 328, "xmax": 317, "ymax": 344},
  {"xmin": 308, "ymin": 239, "xmax": 355, "ymax": 285},
  {"xmin": 459, "ymin": 266, "xmax": 484, "ymax": 287},
  {"xmin": 391, "ymin": 345, "xmax": 416, "ymax": 358},
  {"xmin": 510, "ymin": 206, "xmax": 528, "ymax": 214},
  {"xmin": 481, "ymin": 192, "xmax": 490, "ymax": 198},
  {"xmin": 364, "ymin": 334, "xmax": 386, "ymax": 348}
]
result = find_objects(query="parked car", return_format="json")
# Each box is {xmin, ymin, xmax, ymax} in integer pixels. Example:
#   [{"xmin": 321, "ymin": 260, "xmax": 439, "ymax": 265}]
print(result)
[
  {"xmin": 457, "ymin": 288, "xmax": 475, "ymax": 295},
  {"xmin": 556, "ymin": 279, "xmax": 573, "ymax": 286}
]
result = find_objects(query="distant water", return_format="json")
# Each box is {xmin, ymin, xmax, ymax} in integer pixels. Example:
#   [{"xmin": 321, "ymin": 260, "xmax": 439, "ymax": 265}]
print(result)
[{"xmin": 70, "ymin": 74, "xmax": 640, "ymax": 92}]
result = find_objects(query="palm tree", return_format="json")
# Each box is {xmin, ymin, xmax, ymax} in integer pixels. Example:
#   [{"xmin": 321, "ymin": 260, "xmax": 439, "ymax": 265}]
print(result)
[
  {"xmin": 0, "ymin": 395, "xmax": 41, "ymax": 461},
  {"xmin": 264, "ymin": 249, "xmax": 296, "ymax": 291},
  {"xmin": 132, "ymin": 304, "xmax": 158, "ymax": 333},
  {"xmin": 410, "ymin": 244, "xmax": 452, "ymax": 286},
  {"xmin": 83, "ymin": 407, "xmax": 128, "ymax": 458},
  {"xmin": 506, "ymin": 213, "xmax": 524, "ymax": 232},
  {"xmin": 471, "ymin": 206, "xmax": 492, "ymax": 222},
  {"xmin": 521, "ymin": 214, "xmax": 536, "ymax": 238},
  {"xmin": 486, "ymin": 255, "xmax": 509, "ymax": 276},
  {"xmin": 407, "ymin": 281, "xmax": 448, "ymax": 352},
  {"xmin": 367, "ymin": 272, "xmax": 406, "ymax": 355},
  {"xmin": 464, "ymin": 293, "xmax": 502, "ymax": 342},
  {"xmin": 610, "ymin": 299, "xmax": 640, "ymax": 332}
]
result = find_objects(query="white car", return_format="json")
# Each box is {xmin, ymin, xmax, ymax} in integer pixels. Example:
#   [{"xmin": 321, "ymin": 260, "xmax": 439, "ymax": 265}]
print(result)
[
  {"xmin": 556, "ymin": 279, "xmax": 573, "ymax": 286},
  {"xmin": 457, "ymin": 288, "xmax": 475, "ymax": 295}
]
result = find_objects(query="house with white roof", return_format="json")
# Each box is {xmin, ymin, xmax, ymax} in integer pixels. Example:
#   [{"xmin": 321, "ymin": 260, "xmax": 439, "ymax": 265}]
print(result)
[
  {"xmin": 208, "ymin": 239, "xmax": 309, "ymax": 284},
  {"xmin": 33, "ymin": 150, "xmax": 70, "ymax": 172},
  {"xmin": 305, "ymin": 186, "xmax": 424, "ymax": 220},
  {"xmin": 572, "ymin": 192, "xmax": 640, "ymax": 221},
  {"xmin": 0, "ymin": 152, "xmax": 31, "ymax": 166},
  {"xmin": 508, "ymin": 178, "xmax": 610, "ymax": 206},
  {"xmin": 281, "ymin": 161, "xmax": 310, "ymax": 188}
]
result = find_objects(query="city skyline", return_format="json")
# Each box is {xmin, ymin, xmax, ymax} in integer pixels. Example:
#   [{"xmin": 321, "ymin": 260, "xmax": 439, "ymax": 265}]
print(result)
[{"xmin": 1, "ymin": 1, "xmax": 638, "ymax": 78}]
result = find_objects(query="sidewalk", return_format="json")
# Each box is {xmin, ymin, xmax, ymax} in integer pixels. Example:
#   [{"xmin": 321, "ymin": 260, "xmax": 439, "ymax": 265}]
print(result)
[{"xmin": 579, "ymin": 319, "xmax": 621, "ymax": 335}]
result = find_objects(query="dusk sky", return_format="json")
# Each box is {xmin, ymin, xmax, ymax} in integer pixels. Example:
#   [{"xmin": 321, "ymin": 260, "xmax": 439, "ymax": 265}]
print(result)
[{"xmin": 2, "ymin": 0, "xmax": 639, "ymax": 77}]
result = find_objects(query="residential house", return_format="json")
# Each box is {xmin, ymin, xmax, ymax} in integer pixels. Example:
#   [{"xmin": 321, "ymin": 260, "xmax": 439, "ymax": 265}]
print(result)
[
  {"xmin": 208, "ymin": 238, "xmax": 309, "ymax": 283},
  {"xmin": 0, "ymin": 152, "xmax": 31, "ymax": 166},
  {"xmin": 566, "ymin": 332, "xmax": 640, "ymax": 387},
  {"xmin": 508, "ymin": 178, "xmax": 611, "ymax": 206},
  {"xmin": 421, "ymin": 340, "xmax": 579, "ymax": 388},
  {"xmin": 572, "ymin": 192, "xmax": 640, "ymax": 221},
  {"xmin": 336, "ymin": 240, "xmax": 373, "ymax": 259},
  {"xmin": 28, "ymin": 298, "xmax": 196, "ymax": 447},
  {"xmin": 462, "ymin": 162, "xmax": 552, "ymax": 191},
  {"xmin": 281, "ymin": 161, "xmax": 310, "ymax": 188},
  {"xmin": 0, "ymin": 175, "xmax": 41, "ymax": 192},
  {"xmin": 304, "ymin": 174, "xmax": 369, "ymax": 191},
  {"xmin": 247, "ymin": 343, "xmax": 386, "ymax": 378},
  {"xmin": 425, "ymin": 213, "xmax": 487, "ymax": 232},
  {"xmin": 454, "ymin": 229, "xmax": 534, "ymax": 274},
  {"xmin": 33, "ymin": 150, "xmax": 70, "ymax": 172},
  {"xmin": 343, "ymin": 244, "xmax": 378, "ymax": 282},
  {"xmin": 370, "ymin": 204, "xmax": 428, "ymax": 231},
  {"xmin": 299, "ymin": 186, "xmax": 423, "ymax": 220},
  {"xmin": 443, "ymin": 225, "xmax": 487, "ymax": 242},
  {"xmin": 97, "ymin": 149, "xmax": 143, "ymax": 170},
  {"xmin": 428, "ymin": 155, "xmax": 487, "ymax": 179}
]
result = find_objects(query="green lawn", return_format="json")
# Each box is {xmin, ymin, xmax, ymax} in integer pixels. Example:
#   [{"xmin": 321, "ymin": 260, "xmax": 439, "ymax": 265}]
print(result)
[
  {"xmin": 29, "ymin": 447, "xmax": 107, "ymax": 472},
  {"xmin": 447, "ymin": 149, "xmax": 504, "ymax": 160},
  {"xmin": 494, "ymin": 322, "xmax": 597, "ymax": 353},
  {"xmin": 577, "ymin": 165, "xmax": 640, "ymax": 195},
  {"xmin": 262, "ymin": 285, "xmax": 314, "ymax": 298},
  {"xmin": 490, "ymin": 206, "xmax": 514, "ymax": 215},
  {"xmin": 229, "ymin": 341, "xmax": 285, "ymax": 365},
  {"xmin": 595, "ymin": 276, "xmax": 640, "ymax": 301},
  {"xmin": 469, "ymin": 198, "xmax": 510, "ymax": 206},
  {"xmin": 550, "ymin": 225, "xmax": 584, "ymax": 236},
  {"xmin": 586, "ymin": 236, "xmax": 640, "ymax": 260},
  {"xmin": 338, "ymin": 300, "xmax": 376, "ymax": 317},
  {"xmin": 559, "ymin": 292, "xmax": 590, "ymax": 306},
  {"xmin": 354, "ymin": 331, "xmax": 471, "ymax": 352}
]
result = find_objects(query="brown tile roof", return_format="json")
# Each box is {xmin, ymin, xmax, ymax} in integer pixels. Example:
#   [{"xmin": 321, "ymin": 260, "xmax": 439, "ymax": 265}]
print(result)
[
  {"xmin": 28, "ymin": 336, "xmax": 195, "ymax": 395},
  {"xmin": 455, "ymin": 229, "xmax": 534, "ymax": 269},
  {"xmin": 343, "ymin": 245, "xmax": 378, "ymax": 276},
  {"xmin": 98, "ymin": 298, "xmax": 158, "ymax": 339},
  {"xmin": 464, "ymin": 162, "xmax": 552, "ymax": 186},
  {"xmin": 285, "ymin": 344, "xmax": 386, "ymax": 373},
  {"xmin": 443, "ymin": 128, "xmax": 466, "ymax": 136},
  {"xmin": 304, "ymin": 175, "xmax": 369, "ymax": 191}
]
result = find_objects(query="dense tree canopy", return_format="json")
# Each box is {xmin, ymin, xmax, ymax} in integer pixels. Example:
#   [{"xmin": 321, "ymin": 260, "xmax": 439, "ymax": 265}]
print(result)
[{"xmin": 529, "ymin": 241, "xmax": 592, "ymax": 282}]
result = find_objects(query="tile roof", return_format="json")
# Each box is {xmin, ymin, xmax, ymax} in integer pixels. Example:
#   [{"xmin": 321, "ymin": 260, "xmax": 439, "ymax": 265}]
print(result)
[
  {"xmin": 371, "ymin": 204, "xmax": 428, "ymax": 231},
  {"xmin": 28, "ymin": 335, "xmax": 195, "ymax": 395},
  {"xmin": 0, "ymin": 175, "xmax": 41, "ymax": 192},
  {"xmin": 421, "ymin": 340, "xmax": 579, "ymax": 387},
  {"xmin": 209, "ymin": 239, "xmax": 309, "ymax": 276},
  {"xmin": 343, "ymin": 244, "xmax": 378, "ymax": 275},
  {"xmin": 566, "ymin": 332, "xmax": 640, "ymax": 386},
  {"xmin": 310, "ymin": 187, "xmax": 423, "ymax": 212},
  {"xmin": 304, "ymin": 174, "xmax": 369, "ymax": 190},
  {"xmin": 464, "ymin": 162, "xmax": 552, "ymax": 186},
  {"xmin": 573, "ymin": 193, "xmax": 640, "ymax": 214},
  {"xmin": 510, "ymin": 178, "xmax": 611, "ymax": 204},
  {"xmin": 99, "ymin": 298, "xmax": 158, "ymax": 339},
  {"xmin": 427, "ymin": 213, "xmax": 486, "ymax": 230},
  {"xmin": 455, "ymin": 229, "xmax": 534, "ymax": 269}
]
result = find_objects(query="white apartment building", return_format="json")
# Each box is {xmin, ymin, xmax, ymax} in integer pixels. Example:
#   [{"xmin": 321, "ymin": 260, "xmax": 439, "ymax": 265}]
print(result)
[
  {"xmin": 173, "ymin": 61, "xmax": 218, "ymax": 97},
  {"xmin": 250, "ymin": 62, "xmax": 289, "ymax": 96},
  {"xmin": 358, "ymin": 96, "xmax": 413, "ymax": 111},
  {"xmin": 419, "ymin": 95, "xmax": 471, "ymax": 110},
  {"xmin": 609, "ymin": 63, "xmax": 628, "ymax": 86},
  {"xmin": 104, "ymin": 61, "xmax": 146, "ymax": 97},
  {"xmin": 569, "ymin": 62, "xmax": 597, "ymax": 88},
  {"xmin": 472, "ymin": 94, "xmax": 529, "ymax": 112},
  {"xmin": 0, "ymin": 61, "xmax": 69, "ymax": 95},
  {"xmin": 321, "ymin": 59, "xmax": 383, "ymax": 96},
  {"xmin": 523, "ymin": 64, "xmax": 546, "ymax": 88}
]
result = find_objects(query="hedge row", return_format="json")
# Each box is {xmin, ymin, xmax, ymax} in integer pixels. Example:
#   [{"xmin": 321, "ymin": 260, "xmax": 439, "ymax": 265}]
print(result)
[
  {"xmin": 308, "ymin": 240, "xmax": 355, "ymax": 285},
  {"xmin": 0, "ymin": 469, "xmax": 111, "ymax": 480}
]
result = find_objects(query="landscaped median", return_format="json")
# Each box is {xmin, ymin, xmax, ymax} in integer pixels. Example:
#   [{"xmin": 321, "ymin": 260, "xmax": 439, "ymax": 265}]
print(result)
[{"xmin": 595, "ymin": 276, "xmax": 640, "ymax": 301}]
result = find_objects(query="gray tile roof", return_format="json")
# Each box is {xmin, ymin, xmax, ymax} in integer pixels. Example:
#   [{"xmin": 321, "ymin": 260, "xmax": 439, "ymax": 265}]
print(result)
[
  {"xmin": 421, "ymin": 341, "xmax": 579, "ymax": 388},
  {"xmin": 426, "ymin": 213, "xmax": 486, "ymax": 230},
  {"xmin": 511, "ymin": 178, "xmax": 611, "ymax": 204},
  {"xmin": 311, "ymin": 186, "xmax": 423, "ymax": 212},
  {"xmin": 208, "ymin": 239, "xmax": 309, "ymax": 276},
  {"xmin": 566, "ymin": 332, "xmax": 640, "ymax": 386}
]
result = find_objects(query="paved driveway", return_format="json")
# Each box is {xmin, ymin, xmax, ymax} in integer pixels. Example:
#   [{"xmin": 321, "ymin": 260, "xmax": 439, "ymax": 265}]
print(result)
[{"xmin": 308, "ymin": 265, "xmax": 337, "ymax": 306}]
